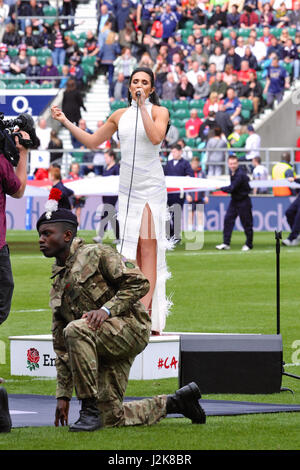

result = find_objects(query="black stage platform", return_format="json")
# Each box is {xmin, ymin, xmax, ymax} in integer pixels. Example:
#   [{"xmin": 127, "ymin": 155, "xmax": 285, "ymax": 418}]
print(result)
[{"xmin": 8, "ymin": 394, "xmax": 300, "ymax": 427}]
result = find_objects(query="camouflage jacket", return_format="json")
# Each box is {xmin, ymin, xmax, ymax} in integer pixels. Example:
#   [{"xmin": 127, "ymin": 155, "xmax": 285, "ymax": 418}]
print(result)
[{"xmin": 49, "ymin": 237, "xmax": 151, "ymax": 399}]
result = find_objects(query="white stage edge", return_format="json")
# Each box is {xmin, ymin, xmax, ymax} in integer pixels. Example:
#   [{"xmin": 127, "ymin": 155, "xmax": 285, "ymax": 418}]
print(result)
[
  {"xmin": 9, "ymin": 333, "xmax": 180, "ymax": 380},
  {"xmin": 9, "ymin": 332, "xmax": 262, "ymax": 380}
]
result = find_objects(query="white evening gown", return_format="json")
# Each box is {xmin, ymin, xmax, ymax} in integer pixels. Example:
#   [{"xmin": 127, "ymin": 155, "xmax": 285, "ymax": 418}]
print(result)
[{"xmin": 117, "ymin": 98, "xmax": 172, "ymax": 333}]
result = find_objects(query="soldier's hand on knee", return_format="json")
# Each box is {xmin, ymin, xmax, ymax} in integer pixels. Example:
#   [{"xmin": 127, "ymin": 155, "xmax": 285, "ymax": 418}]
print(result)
[{"xmin": 82, "ymin": 309, "xmax": 109, "ymax": 331}]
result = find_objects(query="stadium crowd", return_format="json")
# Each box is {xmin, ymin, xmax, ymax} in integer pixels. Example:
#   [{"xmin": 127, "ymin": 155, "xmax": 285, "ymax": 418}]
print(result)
[{"xmin": 1, "ymin": 0, "xmax": 300, "ymax": 181}]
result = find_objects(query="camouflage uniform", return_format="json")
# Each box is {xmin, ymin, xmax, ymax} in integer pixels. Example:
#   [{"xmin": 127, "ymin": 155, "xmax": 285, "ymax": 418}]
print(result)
[{"xmin": 50, "ymin": 237, "xmax": 167, "ymax": 427}]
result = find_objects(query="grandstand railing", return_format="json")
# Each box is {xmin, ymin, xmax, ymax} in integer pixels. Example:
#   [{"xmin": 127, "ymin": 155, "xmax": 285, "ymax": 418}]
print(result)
[{"xmin": 38, "ymin": 147, "xmax": 300, "ymax": 180}]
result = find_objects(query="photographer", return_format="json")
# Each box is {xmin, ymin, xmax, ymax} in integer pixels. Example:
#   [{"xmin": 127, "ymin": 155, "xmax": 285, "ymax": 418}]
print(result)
[{"xmin": 0, "ymin": 131, "xmax": 29, "ymax": 327}]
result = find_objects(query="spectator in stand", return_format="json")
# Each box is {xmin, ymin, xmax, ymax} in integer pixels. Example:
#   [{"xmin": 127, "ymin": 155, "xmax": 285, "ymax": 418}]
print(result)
[
  {"xmin": 206, "ymin": 62, "xmax": 217, "ymax": 85},
  {"xmin": 98, "ymin": 19, "xmax": 120, "ymax": 93},
  {"xmin": 93, "ymin": 149, "xmax": 120, "ymax": 244},
  {"xmin": 138, "ymin": 51, "xmax": 154, "ymax": 69},
  {"xmin": 182, "ymin": 34, "xmax": 196, "ymax": 58},
  {"xmin": 295, "ymin": 135, "xmax": 300, "ymax": 174},
  {"xmin": 230, "ymin": 71, "xmax": 245, "ymax": 96},
  {"xmin": 0, "ymin": 0, "xmax": 9, "ymax": 42},
  {"xmin": 161, "ymin": 72, "xmax": 177, "ymax": 100},
  {"xmin": 225, "ymin": 45, "xmax": 242, "ymax": 71},
  {"xmin": 199, "ymin": 110, "xmax": 219, "ymax": 141},
  {"xmin": 175, "ymin": 74, "xmax": 195, "ymax": 100},
  {"xmin": 119, "ymin": 19, "xmax": 137, "ymax": 50},
  {"xmin": 69, "ymin": 55, "xmax": 84, "ymax": 89},
  {"xmin": 223, "ymin": 87, "xmax": 242, "ymax": 122},
  {"xmin": 51, "ymin": 20, "xmax": 67, "ymax": 67},
  {"xmin": 185, "ymin": 109, "xmax": 203, "ymax": 138},
  {"xmin": 23, "ymin": 0, "xmax": 44, "ymax": 32},
  {"xmin": 240, "ymin": 5, "xmax": 260, "ymax": 28},
  {"xmin": 136, "ymin": 0, "xmax": 156, "ymax": 37},
  {"xmin": 65, "ymin": 34, "xmax": 81, "ymax": 63},
  {"xmin": 83, "ymin": 30, "xmax": 99, "ymax": 58},
  {"xmin": 288, "ymin": 1, "xmax": 300, "ymax": 30},
  {"xmin": 206, "ymin": 127, "xmax": 227, "ymax": 176},
  {"xmin": 154, "ymin": 61, "xmax": 169, "ymax": 96},
  {"xmin": 209, "ymin": 45, "xmax": 226, "ymax": 72},
  {"xmin": 59, "ymin": 64, "xmax": 71, "ymax": 88},
  {"xmin": 192, "ymin": 8, "xmax": 208, "ymax": 29},
  {"xmin": 62, "ymin": 78, "xmax": 86, "ymax": 126},
  {"xmin": 248, "ymin": 32, "xmax": 268, "ymax": 65},
  {"xmin": 113, "ymin": 46, "xmax": 137, "ymax": 84},
  {"xmin": 48, "ymin": 130, "xmax": 63, "ymax": 164},
  {"xmin": 210, "ymin": 71, "xmax": 228, "ymax": 99},
  {"xmin": 26, "ymin": 55, "xmax": 41, "ymax": 82},
  {"xmin": 228, "ymin": 124, "xmax": 248, "ymax": 159},
  {"xmin": 275, "ymin": 2, "xmax": 290, "ymax": 28},
  {"xmin": 68, "ymin": 162, "xmax": 86, "ymax": 225},
  {"xmin": 282, "ymin": 37, "xmax": 300, "ymax": 80},
  {"xmin": 10, "ymin": 44, "xmax": 29, "ymax": 74},
  {"xmin": 203, "ymin": 91, "xmax": 224, "ymax": 117},
  {"xmin": 238, "ymin": 59, "xmax": 256, "ymax": 85},
  {"xmin": 264, "ymin": 54, "xmax": 290, "ymax": 107},
  {"xmin": 252, "ymin": 156, "xmax": 269, "ymax": 194},
  {"xmin": 0, "ymin": 44, "xmax": 10, "ymax": 73},
  {"xmin": 186, "ymin": 60, "xmax": 205, "ymax": 87},
  {"xmin": 243, "ymin": 46, "xmax": 258, "ymax": 70},
  {"xmin": 208, "ymin": 4, "xmax": 227, "ymax": 28},
  {"xmin": 202, "ymin": 35, "xmax": 215, "ymax": 57},
  {"xmin": 60, "ymin": 0, "xmax": 75, "ymax": 31},
  {"xmin": 223, "ymin": 63, "xmax": 237, "ymax": 86},
  {"xmin": 159, "ymin": 4, "xmax": 181, "ymax": 41},
  {"xmin": 191, "ymin": 43, "xmax": 208, "ymax": 69},
  {"xmin": 245, "ymin": 125, "xmax": 261, "ymax": 161},
  {"xmin": 97, "ymin": 3, "xmax": 115, "ymax": 34},
  {"xmin": 242, "ymin": 70, "xmax": 263, "ymax": 114},
  {"xmin": 21, "ymin": 24, "xmax": 41, "ymax": 49},
  {"xmin": 164, "ymin": 143, "xmax": 194, "ymax": 243},
  {"xmin": 49, "ymin": 166, "xmax": 74, "ymax": 210},
  {"xmin": 36, "ymin": 118, "xmax": 52, "ymax": 151},
  {"xmin": 267, "ymin": 35, "xmax": 284, "ymax": 60},
  {"xmin": 2, "ymin": 22, "xmax": 20, "ymax": 47},
  {"xmin": 186, "ymin": 156, "xmax": 209, "ymax": 231},
  {"xmin": 259, "ymin": 2, "xmax": 275, "ymax": 26},
  {"xmin": 40, "ymin": 56, "xmax": 59, "ymax": 86},
  {"xmin": 92, "ymin": 120, "xmax": 111, "ymax": 175},
  {"xmin": 193, "ymin": 73, "xmax": 210, "ymax": 99},
  {"xmin": 215, "ymin": 103, "xmax": 235, "ymax": 136},
  {"xmin": 260, "ymin": 26, "xmax": 273, "ymax": 48},
  {"xmin": 227, "ymin": 4, "xmax": 241, "ymax": 28},
  {"xmin": 110, "ymin": 72, "xmax": 128, "ymax": 102},
  {"xmin": 235, "ymin": 36, "xmax": 246, "ymax": 58},
  {"xmin": 113, "ymin": 0, "xmax": 133, "ymax": 32}
]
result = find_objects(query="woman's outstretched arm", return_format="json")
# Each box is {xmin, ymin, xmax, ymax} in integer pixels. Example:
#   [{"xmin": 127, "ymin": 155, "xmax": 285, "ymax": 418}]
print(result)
[{"xmin": 51, "ymin": 105, "xmax": 123, "ymax": 149}]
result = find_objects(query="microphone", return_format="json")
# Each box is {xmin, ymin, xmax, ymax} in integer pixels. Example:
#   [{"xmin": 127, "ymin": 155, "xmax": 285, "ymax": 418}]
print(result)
[{"xmin": 136, "ymin": 91, "xmax": 141, "ymax": 98}]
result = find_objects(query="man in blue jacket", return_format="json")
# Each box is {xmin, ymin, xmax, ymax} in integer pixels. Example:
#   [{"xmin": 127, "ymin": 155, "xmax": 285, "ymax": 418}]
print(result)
[
  {"xmin": 164, "ymin": 144, "xmax": 194, "ymax": 243},
  {"xmin": 216, "ymin": 154, "xmax": 253, "ymax": 252}
]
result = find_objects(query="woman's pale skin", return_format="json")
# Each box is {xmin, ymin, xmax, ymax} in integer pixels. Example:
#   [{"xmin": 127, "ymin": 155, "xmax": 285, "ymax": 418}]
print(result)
[{"xmin": 51, "ymin": 72, "xmax": 169, "ymax": 330}]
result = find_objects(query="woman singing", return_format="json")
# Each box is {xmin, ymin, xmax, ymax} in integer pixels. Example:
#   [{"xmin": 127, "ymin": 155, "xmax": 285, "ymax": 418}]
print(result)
[{"xmin": 51, "ymin": 67, "xmax": 171, "ymax": 334}]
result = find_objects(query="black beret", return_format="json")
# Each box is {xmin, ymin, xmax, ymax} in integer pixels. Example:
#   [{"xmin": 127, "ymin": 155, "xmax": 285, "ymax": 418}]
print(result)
[{"xmin": 36, "ymin": 208, "xmax": 78, "ymax": 231}]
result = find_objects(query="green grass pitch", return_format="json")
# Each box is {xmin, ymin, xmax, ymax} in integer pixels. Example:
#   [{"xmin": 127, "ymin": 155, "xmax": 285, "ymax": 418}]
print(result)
[{"xmin": 0, "ymin": 229, "xmax": 300, "ymax": 451}]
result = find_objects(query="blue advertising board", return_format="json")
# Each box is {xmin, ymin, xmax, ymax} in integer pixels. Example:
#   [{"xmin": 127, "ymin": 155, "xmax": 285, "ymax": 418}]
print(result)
[
  {"xmin": 0, "ymin": 89, "xmax": 58, "ymax": 117},
  {"xmin": 6, "ymin": 195, "xmax": 295, "ymax": 232}
]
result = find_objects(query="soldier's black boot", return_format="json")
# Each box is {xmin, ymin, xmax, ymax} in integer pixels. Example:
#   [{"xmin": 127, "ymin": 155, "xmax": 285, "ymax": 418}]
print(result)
[
  {"xmin": 166, "ymin": 382, "xmax": 206, "ymax": 424},
  {"xmin": 69, "ymin": 397, "xmax": 103, "ymax": 432},
  {"xmin": 0, "ymin": 387, "xmax": 12, "ymax": 433}
]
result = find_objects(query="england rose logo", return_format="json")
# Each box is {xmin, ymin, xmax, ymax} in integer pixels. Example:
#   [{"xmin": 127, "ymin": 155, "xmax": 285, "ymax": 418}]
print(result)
[{"xmin": 26, "ymin": 348, "xmax": 40, "ymax": 371}]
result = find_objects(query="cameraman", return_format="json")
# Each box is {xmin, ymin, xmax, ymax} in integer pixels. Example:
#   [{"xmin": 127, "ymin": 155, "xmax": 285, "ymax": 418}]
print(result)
[{"xmin": 0, "ymin": 132, "xmax": 29, "ymax": 327}]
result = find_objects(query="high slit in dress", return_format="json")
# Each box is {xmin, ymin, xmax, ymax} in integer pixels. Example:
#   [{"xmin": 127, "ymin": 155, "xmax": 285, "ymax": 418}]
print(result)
[{"xmin": 117, "ymin": 98, "xmax": 172, "ymax": 333}]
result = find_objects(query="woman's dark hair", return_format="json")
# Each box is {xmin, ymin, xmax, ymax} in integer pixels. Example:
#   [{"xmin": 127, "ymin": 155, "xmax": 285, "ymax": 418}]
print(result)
[
  {"xmin": 127, "ymin": 67, "xmax": 160, "ymax": 106},
  {"xmin": 127, "ymin": 67, "xmax": 170, "ymax": 134}
]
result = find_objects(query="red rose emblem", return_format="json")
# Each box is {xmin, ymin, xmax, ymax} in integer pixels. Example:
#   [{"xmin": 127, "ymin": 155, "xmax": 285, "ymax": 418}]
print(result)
[{"xmin": 26, "ymin": 348, "xmax": 40, "ymax": 371}]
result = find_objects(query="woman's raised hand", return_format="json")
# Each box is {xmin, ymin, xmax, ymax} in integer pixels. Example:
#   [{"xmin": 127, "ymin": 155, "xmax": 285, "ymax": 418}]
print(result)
[{"xmin": 51, "ymin": 105, "xmax": 67, "ymax": 124}]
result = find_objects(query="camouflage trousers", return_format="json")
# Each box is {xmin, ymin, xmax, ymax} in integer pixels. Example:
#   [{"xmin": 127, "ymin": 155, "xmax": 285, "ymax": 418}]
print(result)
[{"xmin": 63, "ymin": 318, "xmax": 167, "ymax": 427}]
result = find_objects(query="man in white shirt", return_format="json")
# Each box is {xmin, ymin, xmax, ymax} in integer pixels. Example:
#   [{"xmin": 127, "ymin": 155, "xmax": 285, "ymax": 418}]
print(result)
[
  {"xmin": 35, "ymin": 118, "xmax": 52, "ymax": 150},
  {"xmin": 252, "ymin": 156, "xmax": 269, "ymax": 194},
  {"xmin": 186, "ymin": 60, "xmax": 205, "ymax": 87},
  {"xmin": 245, "ymin": 125, "xmax": 261, "ymax": 161}
]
